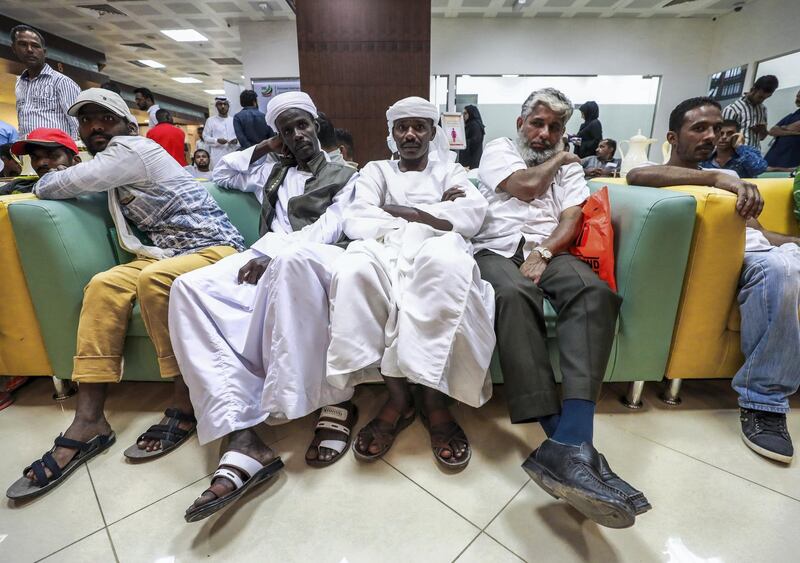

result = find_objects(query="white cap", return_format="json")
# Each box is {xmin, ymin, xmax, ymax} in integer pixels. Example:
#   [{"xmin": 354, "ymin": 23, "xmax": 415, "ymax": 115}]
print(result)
[{"xmin": 68, "ymin": 88, "xmax": 137, "ymax": 128}]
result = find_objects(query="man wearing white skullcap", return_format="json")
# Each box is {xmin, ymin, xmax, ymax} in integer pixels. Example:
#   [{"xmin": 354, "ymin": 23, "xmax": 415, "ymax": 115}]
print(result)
[
  {"xmin": 202, "ymin": 96, "xmax": 238, "ymax": 168},
  {"xmin": 170, "ymin": 91, "xmax": 360, "ymax": 522},
  {"xmin": 325, "ymin": 96, "xmax": 495, "ymax": 470}
]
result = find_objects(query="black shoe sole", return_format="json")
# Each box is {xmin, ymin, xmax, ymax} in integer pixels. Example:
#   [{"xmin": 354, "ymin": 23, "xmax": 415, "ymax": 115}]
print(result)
[
  {"xmin": 741, "ymin": 431, "xmax": 793, "ymax": 464},
  {"xmin": 522, "ymin": 457, "xmax": 636, "ymax": 529}
]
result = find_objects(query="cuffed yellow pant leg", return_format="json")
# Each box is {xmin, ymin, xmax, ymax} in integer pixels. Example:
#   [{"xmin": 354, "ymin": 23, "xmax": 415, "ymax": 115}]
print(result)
[
  {"xmin": 73, "ymin": 258, "xmax": 155, "ymax": 383},
  {"xmin": 137, "ymin": 246, "xmax": 239, "ymax": 379}
]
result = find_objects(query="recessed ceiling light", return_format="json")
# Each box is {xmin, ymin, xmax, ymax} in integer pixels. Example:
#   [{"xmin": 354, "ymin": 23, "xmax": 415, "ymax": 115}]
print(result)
[
  {"xmin": 204, "ymin": 89, "xmax": 226, "ymax": 95},
  {"xmin": 160, "ymin": 29, "xmax": 208, "ymax": 42},
  {"xmin": 502, "ymin": 74, "xmax": 519, "ymax": 78},
  {"xmin": 172, "ymin": 77, "xmax": 203, "ymax": 84},
  {"xmin": 138, "ymin": 59, "xmax": 165, "ymax": 68}
]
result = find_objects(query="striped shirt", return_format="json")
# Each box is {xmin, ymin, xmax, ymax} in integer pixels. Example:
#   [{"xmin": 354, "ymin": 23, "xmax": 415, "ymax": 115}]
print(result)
[
  {"xmin": 15, "ymin": 64, "xmax": 80, "ymax": 139},
  {"xmin": 722, "ymin": 95, "xmax": 768, "ymax": 148}
]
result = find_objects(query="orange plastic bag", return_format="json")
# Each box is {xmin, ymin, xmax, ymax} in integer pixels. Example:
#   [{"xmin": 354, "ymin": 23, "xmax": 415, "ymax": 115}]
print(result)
[{"xmin": 569, "ymin": 186, "xmax": 617, "ymax": 292}]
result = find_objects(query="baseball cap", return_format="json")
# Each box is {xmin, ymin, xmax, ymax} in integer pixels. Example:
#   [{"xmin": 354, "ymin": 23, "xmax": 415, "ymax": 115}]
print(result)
[
  {"xmin": 11, "ymin": 128, "xmax": 80, "ymax": 156},
  {"xmin": 68, "ymin": 88, "xmax": 137, "ymax": 126}
]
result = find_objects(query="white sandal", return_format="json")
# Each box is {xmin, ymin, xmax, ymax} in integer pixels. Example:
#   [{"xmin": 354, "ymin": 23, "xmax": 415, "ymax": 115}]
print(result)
[
  {"xmin": 184, "ymin": 450, "xmax": 283, "ymax": 523},
  {"xmin": 306, "ymin": 405, "xmax": 358, "ymax": 467}
]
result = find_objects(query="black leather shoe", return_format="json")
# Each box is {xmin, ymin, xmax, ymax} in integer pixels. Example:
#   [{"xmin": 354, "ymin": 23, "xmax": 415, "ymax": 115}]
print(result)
[
  {"xmin": 597, "ymin": 453, "xmax": 651, "ymax": 515},
  {"xmin": 522, "ymin": 439, "xmax": 636, "ymax": 529}
]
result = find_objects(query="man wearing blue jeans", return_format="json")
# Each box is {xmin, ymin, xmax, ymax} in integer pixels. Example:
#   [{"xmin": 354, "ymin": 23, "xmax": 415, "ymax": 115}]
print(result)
[{"xmin": 629, "ymin": 96, "xmax": 800, "ymax": 464}]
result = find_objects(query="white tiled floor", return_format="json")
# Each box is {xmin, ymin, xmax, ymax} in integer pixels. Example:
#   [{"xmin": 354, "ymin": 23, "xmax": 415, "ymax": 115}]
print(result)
[{"xmin": 1, "ymin": 378, "xmax": 798, "ymax": 563}]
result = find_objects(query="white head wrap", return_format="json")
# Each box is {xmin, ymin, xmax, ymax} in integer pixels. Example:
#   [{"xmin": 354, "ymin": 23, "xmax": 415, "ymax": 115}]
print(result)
[
  {"xmin": 265, "ymin": 91, "xmax": 319, "ymax": 130},
  {"xmin": 385, "ymin": 96, "xmax": 452, "ymax": 162}
]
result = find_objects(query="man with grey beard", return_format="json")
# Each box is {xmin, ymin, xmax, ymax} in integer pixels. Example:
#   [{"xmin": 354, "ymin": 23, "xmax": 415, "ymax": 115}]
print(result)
[{"xmin": 472, "ymin": 88, "xmax": 649, "ymax": 529}]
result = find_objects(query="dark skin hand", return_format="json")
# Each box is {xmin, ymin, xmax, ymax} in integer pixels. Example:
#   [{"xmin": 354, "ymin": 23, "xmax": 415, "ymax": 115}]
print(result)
[
  {"xmin": 238, "ymin": 255, "xmax": 271, "ymax": 284},
  {"xmin": 519, "ymin": 206, "xmax": 583, "ymax": 284},
  {"xmin": 747, "ymin": 218, "xmax": 800, "ymax": 247}
]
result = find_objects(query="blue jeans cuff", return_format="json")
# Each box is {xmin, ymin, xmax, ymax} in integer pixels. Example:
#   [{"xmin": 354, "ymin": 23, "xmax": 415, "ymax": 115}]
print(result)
[{"xmin": 738, "ymin": 399, "xmax": 790, "ymax": 414}]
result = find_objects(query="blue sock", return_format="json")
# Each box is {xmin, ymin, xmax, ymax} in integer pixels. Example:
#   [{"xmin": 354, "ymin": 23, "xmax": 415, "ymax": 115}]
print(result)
[
  {"xmin": 538, "ymin": 413, "xmax": 561, "ymax": 437},
  {"xmin": 551, "ymin": 399, "xmax": 595, "ymax": 446}
]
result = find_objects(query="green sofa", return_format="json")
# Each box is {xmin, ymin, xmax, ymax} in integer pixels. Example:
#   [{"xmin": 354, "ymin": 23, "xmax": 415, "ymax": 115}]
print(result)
[{"xmin": 9, "ymin": 182, "xmax": 696, "ymax": 399}]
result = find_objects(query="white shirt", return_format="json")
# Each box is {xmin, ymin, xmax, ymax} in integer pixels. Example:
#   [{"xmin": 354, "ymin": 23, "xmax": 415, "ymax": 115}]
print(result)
[
  {"xmin": 474, "ymin": 137, "xmax": 589, "ymax": 259},
  {"xmin": 147, "ymin": 104, "xmax": 160, "ymax": 128},
  {"xmin": 183, "ymin": 164, "xmax": 211, "ymax": 180}
]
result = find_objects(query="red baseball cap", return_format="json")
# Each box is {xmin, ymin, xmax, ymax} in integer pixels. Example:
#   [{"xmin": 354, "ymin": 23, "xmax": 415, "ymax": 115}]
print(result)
[{"xmin": 11, "ymin": 128, "xmax": 80, "ymax": 156}]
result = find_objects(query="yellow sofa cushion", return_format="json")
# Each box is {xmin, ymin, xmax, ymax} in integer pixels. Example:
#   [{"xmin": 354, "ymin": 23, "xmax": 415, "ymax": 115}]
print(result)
[
  {"xmin": 750, "ymin": 178, "xmax": 799, "ymax": 236},
  {"xmin": 662, "ymin": 186, "xmax": 745, "ymax": 379},
  {"xmin": 0, "ymin": 194, "xmax": 52, "ymax": 376}
]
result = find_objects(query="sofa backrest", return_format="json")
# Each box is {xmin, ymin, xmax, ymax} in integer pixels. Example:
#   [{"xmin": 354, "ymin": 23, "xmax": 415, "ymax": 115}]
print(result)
[{"xmin": 201, "ymin": 182, "xmax": 262, "ymax": 247}]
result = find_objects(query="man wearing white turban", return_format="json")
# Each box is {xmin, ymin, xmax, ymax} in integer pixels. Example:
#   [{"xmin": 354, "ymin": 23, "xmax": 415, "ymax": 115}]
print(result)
[
  {"xmin": 169, "ymin": 91, "xmax": 360, "ymax": 522},
  {"xmin": 202, "ymin": 96, "xmax": 239, "ymax": 169},
  {"xmin": 325, "ymin": 96, "xmax": 495, "ymax": 470}
]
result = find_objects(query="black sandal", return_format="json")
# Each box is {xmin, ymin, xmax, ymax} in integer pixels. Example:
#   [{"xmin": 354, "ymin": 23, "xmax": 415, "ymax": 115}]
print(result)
[
  {"xmin": 6, "ymin": 432, "xmax": 116, "ymax": 500},
  {"xmin": 124, "ymin": 408, "xmax": 196, "ymax": 460},
  {"xmin": 352, "ymin": 410, "xmax": 415, "ymax": 462},
  {"xmin": 420, "ymin": 410, "xmax": 471, "ymax": 470}
]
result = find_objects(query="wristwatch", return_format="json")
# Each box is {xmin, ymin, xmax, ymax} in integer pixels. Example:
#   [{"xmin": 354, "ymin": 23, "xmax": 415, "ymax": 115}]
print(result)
[{"xmin": 533, "ymin": 246, "xmax": 553, "ymax": 262}]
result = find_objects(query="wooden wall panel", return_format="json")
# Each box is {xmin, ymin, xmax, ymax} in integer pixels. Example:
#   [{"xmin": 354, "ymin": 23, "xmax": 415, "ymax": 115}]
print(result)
[{"xmin": 296, "ymin": 0, "xmax": 431, "ymax": 164}]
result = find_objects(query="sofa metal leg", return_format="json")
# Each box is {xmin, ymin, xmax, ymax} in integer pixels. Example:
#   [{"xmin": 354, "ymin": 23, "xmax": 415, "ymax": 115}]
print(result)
[
  {"xmin": 660, "ymin": 378, "xmax": 683, "ymax": 406},
  {"xmin": 52, "ymin": 377, "xmax": 77, "ymax": 402},
  {"xmin": 621, "ymin": 381, "xmax": 645, "ymax": 409}
]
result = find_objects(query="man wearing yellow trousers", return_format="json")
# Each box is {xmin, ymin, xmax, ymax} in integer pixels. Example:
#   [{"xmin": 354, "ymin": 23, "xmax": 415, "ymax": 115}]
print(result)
[{"xmin": 6, "ymin": 89, "xmax": 244, "ymax": 501}]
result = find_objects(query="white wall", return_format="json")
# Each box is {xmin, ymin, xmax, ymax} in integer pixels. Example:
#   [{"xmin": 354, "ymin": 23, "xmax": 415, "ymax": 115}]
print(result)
[
  {"xmin": 237, "ymin": 5, "xmax": 800, "ymax": 144},
  {"xmin": 708, "ymin": 0, "xmax": 800, "ymax": 88},
  {"xmin": 239, "ymin": 20, "xmax": 299, "ymax": 85},
  {"xmin": 431, "ymin": 17, "xmax": 714, "ymax": 142}
]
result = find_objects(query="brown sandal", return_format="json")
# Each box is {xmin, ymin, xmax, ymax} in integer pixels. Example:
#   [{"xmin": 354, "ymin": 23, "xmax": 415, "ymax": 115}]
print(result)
[
  {"xmin": 352, "ymin": 410, "xmax": 415, "ymax": 462},
  {"xmin": 420, "ymin": 411, "xmax": 471, "ymax": 470},
  {"xmin": 305, "ymin": 403, "xmax": 359, "ymax": 468}
]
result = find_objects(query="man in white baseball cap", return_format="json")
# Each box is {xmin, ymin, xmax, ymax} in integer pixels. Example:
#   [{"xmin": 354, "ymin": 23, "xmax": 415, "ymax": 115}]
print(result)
[{"xmin": 6, "ymin": 88, "xmax": 246, "ymax": 502}]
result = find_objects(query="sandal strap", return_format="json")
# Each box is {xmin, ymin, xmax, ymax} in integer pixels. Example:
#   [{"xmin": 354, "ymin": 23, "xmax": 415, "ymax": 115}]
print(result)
[
  {"xmin": 29, "ymin": 460, "xmax": 49, "ymax": 487},
  {"xmin": 359, "ymin": 419, "xmax": 396, "ymax": 449},
  {"xmin": 139, "ymin": 423, "xmax": 189, "ymax": 445},
  {"xmin": 319, "ymin": 405, "xmax": 349, "ymax": 421},
  {"xmin": 41, "ymin": 452, "xmax": 64, "ymax": 480},
  {"xmin": 212, "ymin": 467, "xmax": 244, "ymax": 491},
  {"xmin": 164, "ymin": 408, "xmax": 197, "ymax": 423},
  {"xmin": 429, "ymin": 422, "xmax": 468, "ymax": 451},
  {"xmin": 54, "ymin": 435, "xmax": 93, "ymax": 451},
  {"xmin": 315, "ymin": 420, "xmax": 351, "ymax": 436},
  {"xmin": 218, "ymin": 451, "xmax": 264, "ymax": 480},
  {"xmin": 318, "ymin": 439, "xmax": 347, "ymax": 454}
]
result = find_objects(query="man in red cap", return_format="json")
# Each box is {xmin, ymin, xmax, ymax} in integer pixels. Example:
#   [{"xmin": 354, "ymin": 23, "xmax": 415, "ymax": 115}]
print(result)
[{"xmin": 1, "ymin": 128, "xmax": 81, "ymax": 195}]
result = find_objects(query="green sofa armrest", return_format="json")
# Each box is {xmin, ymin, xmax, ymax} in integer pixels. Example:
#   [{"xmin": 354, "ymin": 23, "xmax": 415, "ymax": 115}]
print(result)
[
  {"xmin": 201, "ymin": 182, "xmax": 262, "ymax": 247},
  {"xmin": 587, "ymin": 181, "xmax": 696, "ymax": 382},
  {"xmin": 9, "ymin": 193, "xmax": 117, "ymax": 379}
]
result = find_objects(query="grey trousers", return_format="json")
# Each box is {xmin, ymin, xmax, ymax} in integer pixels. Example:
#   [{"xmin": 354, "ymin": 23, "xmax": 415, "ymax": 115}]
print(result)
[{"xmin": 475, "ymin": 244, "xmax": 621, "ymax": 423}]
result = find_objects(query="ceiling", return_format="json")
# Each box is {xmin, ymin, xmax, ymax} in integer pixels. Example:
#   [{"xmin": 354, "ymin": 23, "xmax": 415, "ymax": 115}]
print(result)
[
  {"xmin": 432, "ymin": 0, "xmax": 757, "ymax": 18},
  {"xmin": 0, "ymin": 0, "xmax": 296, "ymax": 107},
  {"xmin": 0, "ymin": 0, "xmax": 757, "ymax": 107}
]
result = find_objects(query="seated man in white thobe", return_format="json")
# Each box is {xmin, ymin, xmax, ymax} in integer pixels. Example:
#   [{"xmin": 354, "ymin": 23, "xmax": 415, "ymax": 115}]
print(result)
[
  {"xmin": 169, "ymin": 92, "xmax": 359, "ymax": 522},
  {"xmin": 326, "ymin": 97, "xmax": 495, "ymax": 470}
]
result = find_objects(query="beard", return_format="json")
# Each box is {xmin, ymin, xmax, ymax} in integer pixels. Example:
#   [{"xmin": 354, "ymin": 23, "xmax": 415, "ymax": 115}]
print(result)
[{"xmin": 515, "ymin": 130, "xmax": 564, "ymax": 166}]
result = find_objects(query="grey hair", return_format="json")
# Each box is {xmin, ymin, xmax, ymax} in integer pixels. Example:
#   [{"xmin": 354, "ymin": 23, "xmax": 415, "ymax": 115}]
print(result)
[{"xmin": 520, "ymin": 88, "xmax": 574, "ymax": 126}]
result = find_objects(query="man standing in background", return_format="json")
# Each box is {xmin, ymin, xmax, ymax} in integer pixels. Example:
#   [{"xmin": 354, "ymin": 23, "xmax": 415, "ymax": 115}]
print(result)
[
  {"xmin": 203, "ymin": 96, "xmax": 238, "ymax": 168},
  {"xmin": 723, "ymin": 75, "xmax": 778, "ymax": 149},
  {"xmin": 11, "ymin": 25, "xmax": 79, "ymax": 139},
  {"xmin": 233, "ymin": 90, "xmax": 273, "ymax": 149},
  {"xmin": 134, "ymin": 87, "xmax": 160, "ymax": 128},
  {"xmin": 147, "ymin": 109, "xmax": 187, "ymax": 166},
  {"xmin": 765, "ymin": 89, "xmax": 800, "ymax": 170}
]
